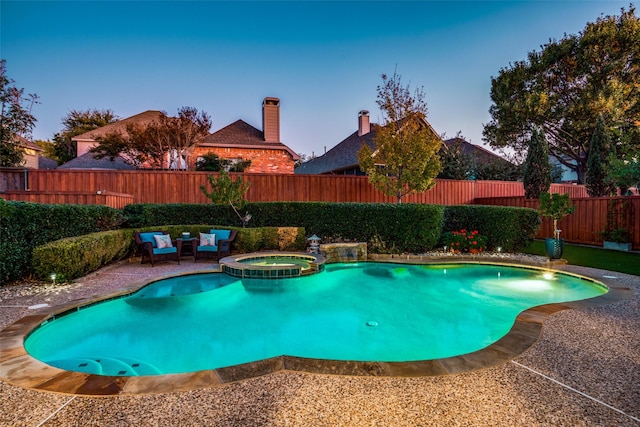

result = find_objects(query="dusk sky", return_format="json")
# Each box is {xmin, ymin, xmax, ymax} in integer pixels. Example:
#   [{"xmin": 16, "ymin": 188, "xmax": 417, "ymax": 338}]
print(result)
[{"xmin": 1, "ymin": 1, "xmax": 632, "ymax": 158}]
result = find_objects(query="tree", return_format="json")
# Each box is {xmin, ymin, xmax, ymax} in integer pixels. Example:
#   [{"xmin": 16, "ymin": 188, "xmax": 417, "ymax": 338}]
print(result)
[
  {"xmin": 437, "ymin": 139, "xmax": 475, "ymax": 180},
  {"xmin": 586, "ymin": 115, "xmax": 616, "ymax": 196},
  {"xmin": 607, "ymin": 146, "xmax": 640, "ymax": 195},
  {"xmin": 0, "ymin": 60, "xmax": 39, "ymax": 167},
  {"xmin": 200, "ymin": 171, "xmax": 252, "ymax": 226},
  {"xmin": 483, "ymin": 6, "xmax": 640, "ymax": 184},
  {"xmin": 474, "ymin": 159, "xmax": 522, "ymax": 181},
  {"xmin": 196, "ymin": 153, "xmax": 224, "ymax": 171},
  {"xmin": 195, "ymin": 152, "xmax": 252, "ymax": 172},
  {"xmin": 358, "ymin": 71, "xmax": 441, "ymax": 203},
  {"xmin": 52, "ymin": 109, "xmax": 118, "ymax": 163},
  {"xmin": 92, "ymin": 107, "xmax": 211, "ymax": 170},
  {"xmin": 523, "ymin": 128, "xmax": 551, "ymax": 199}
]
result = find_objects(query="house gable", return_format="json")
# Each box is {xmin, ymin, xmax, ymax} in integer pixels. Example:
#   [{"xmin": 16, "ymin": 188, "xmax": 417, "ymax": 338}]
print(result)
[
  {"xmin": 195, "ymin": 119, "xmax": 298, "ymax": 174},
  {"xmin": 66, "ymin": 99, "xmax": 299, "ymax": 174},
  {"xmin": 72, "ymin": 110, "xmax": 165, "ymax": 157},
  {"xmin": 442, "ymin": 137, "xmax": 512, "ymax": 166},
  {"xmin": 295, "ymin": 110, "xmax": 441, "ymax": 175}
]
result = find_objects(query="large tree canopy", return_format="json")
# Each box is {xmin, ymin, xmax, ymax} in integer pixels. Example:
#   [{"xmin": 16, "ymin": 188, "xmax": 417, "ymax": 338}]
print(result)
[
  {"xmin": 92, "ymin": 107, "xmax": 211, "ymax": 170},
  {"xmin": 358, "ymin": 71, "xmax": 441, "ymax": 203},
  {"xmin": 53, "ymin": 109, "xmax": 119, "ymax": 163},
  {"xmin": 483, "ymin": 6, "xmax": 640, "ymax": 184},
  {"xmin": 0, "ymin": 60, "xmax": 38, "ymax": 167}
]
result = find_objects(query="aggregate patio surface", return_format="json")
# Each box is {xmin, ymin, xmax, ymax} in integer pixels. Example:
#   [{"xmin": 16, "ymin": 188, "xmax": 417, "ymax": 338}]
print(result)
[{"xmin": 0, "ymin": 254, "xmax": 638, "ymax": 426}]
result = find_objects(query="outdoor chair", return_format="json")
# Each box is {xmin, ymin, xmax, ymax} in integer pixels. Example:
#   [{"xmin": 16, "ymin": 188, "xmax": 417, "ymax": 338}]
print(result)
[
  {"xmin": 135, "ymin": 231, "xmax": 180, "ymax": 266},
  {"xmin": 194, "ymin": 229, "xmax": 237, "ymax": 262}
]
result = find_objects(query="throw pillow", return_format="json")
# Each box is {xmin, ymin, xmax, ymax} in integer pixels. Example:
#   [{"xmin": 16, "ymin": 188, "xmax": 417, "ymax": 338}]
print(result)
[
  {"xmin": 153, "ymin": 234, "xmax": 173, "ymax": 249},
  {"xmin": 200, "ymin": 232, "xmax": 216, "ymax": 246}
]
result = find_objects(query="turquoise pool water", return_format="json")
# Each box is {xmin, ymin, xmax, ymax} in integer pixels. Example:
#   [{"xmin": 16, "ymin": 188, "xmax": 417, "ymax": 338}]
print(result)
[{"xmin": 25, "ymin": 263, "xmax": 607, "ymax": 376}]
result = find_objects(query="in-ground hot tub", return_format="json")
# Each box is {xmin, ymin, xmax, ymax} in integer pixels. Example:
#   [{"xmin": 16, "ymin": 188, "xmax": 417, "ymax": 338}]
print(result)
[{"xmin": 219, "ymin": 252, "xmax": 326, "ymax": 279}]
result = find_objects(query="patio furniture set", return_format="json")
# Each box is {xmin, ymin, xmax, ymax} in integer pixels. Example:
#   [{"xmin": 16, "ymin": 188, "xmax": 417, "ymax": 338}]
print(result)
[{"xmin": 134, "ymin": 229, "xmax": 237, "ymax": 266}]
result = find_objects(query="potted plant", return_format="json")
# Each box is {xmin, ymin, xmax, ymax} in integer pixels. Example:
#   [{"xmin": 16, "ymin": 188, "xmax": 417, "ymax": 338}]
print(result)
[
  {"xmin": 538, "ymin": 192, "xmax": 575, "ymax": 259},
  {"xmin": 600, "ymin": 227, "xmax": 632, "ymax": 251}
]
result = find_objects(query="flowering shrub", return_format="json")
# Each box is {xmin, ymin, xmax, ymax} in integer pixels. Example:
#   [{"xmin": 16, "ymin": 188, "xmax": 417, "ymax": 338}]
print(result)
[{"xmin": 442, "ymin": 229, "xmax": 488, "ymax": 253}]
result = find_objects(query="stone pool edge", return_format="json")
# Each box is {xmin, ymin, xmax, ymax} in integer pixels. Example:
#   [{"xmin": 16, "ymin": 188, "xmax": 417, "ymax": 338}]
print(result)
[{"xmin": 0, "ymin": 260, "xmax": 632, "ymax": 397}]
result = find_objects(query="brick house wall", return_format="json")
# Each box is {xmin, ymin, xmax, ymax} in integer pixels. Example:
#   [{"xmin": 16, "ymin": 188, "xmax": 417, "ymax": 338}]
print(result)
[{"xmin": 190, "ymin": 146, "xmax": 295, "ymax": 174}]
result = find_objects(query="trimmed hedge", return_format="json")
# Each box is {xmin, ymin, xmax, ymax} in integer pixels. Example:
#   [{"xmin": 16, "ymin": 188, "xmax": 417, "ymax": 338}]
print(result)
[
  {"xmin": 124, "ymin": 202, "xmax": 446, "ymax": 254},
  {"xmin": 0, "ymin": 199, "xmax": 125, "ymax": 284},
  {"xmin": 4, "ymin": 200, "xmax": 540, "ymax": 284},
  {"xmin": 33, "ymin": 229, "xmax": 135, "ymax": 282},
  {"xmin": 442, "ymin": 205, "xmax": 540, "ymax": 252}
]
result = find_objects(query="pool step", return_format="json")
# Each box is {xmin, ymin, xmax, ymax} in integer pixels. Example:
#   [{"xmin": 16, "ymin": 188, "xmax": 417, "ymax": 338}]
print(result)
[{"xmin": 48, "ymin": 356, "xmax": 162, "ymax": 376}]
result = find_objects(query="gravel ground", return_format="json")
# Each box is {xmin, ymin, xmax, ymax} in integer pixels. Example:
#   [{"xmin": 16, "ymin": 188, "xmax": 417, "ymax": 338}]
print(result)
[{"xmin": 0, "ymin": 255, "xmax": 638, "ymax": 427}]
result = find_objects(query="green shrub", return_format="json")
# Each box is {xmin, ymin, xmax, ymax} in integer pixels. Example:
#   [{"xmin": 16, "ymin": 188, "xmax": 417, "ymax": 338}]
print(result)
[
  {"xmin": 123, "ymin": 204, "xmax": 237, "ymax": 228},
  {"xmin": 32, "ymin": 229, "xmax": 135, "ymax": 281},
  {"xmin": 442, "ymin": 205, "xmax": 540, "ymax": 251},
  {"xmin": 124, "ymin": 202, "xmax": 445, "ymax": 254},
  {"xmin": 0, "ymin": 199, "xmax": 125, "ymax": 284}
]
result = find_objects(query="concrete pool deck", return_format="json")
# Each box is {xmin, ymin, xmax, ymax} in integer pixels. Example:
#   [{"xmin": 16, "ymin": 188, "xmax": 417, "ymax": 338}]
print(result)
[{"xmin": 0, "ymin": 256, "xmax": 638, "ymax": 426}]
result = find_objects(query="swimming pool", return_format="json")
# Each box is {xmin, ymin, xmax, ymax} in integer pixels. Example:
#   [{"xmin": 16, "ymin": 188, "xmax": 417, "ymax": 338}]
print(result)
[{"xmin": 23, "ymin": 262, "xmax": 607, "ymax": 378}]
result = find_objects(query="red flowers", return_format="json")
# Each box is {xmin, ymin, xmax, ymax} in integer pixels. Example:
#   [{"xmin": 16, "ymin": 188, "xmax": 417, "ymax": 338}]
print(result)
[{"xmin": 442, "ymin": 229, "xmax": 488, "ymax": 252}]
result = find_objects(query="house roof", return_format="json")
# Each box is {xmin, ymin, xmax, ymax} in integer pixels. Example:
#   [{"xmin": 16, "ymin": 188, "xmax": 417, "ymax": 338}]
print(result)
[
  {"xmin": 295, "ymin": 115, "xmax": 441, "ymax": 175},
  {"xmin": 442, "ymin": 137, "xmax": 511, "ymax": 165},
  {"xmin": 294, "ymin": 125, "xmax": 379, "ymax": 174},
  {"xmin": 72, "ymin": 110, "xmax": 165, "ymax": 141},
  {"xmin": 38, "ymin": 156, "xmax": 58, "ymax": 170},
  {"xmin": 16, "ymin": 135, "xmax": 42, "ymax": 151},
  {"xmin": 56, "ymin": 152, "xmax": 136, "ymax": 170},
  {"xmin": 200, "ymin": 119, "xmax": 299, "ymax": 160}
]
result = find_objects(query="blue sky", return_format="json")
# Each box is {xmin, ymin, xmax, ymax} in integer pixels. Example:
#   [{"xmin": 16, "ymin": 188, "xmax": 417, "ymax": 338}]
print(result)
[{"xmin": 1, "ymin": 1, "xmax": 632, "ymax": 157}]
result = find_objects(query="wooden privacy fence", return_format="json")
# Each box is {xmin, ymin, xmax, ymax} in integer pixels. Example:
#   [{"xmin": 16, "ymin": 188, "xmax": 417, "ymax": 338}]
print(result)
[
  {"xmin": 1, "ymin": 191, "xmax": 134, "ymax": 210},
  {"xmin": 5, "ymin": 168, "xmax": 630, "ymax": 249},
  {"xmin": 0, "ymin": 169, "xmax": 587, "ymax": 205},
  {"xmin": 475, "ymin": 196, "xmax": 640, "ymax": 250}
]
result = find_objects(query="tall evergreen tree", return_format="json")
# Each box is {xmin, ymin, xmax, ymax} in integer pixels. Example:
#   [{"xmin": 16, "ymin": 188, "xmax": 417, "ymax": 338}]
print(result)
[
  {"xmin": 523, "ymin": 128, "xmax": 551, "ymax": 199},
  {"xmin": 586, "ymin": 115, "xmax": 615, "ymax": 197}
]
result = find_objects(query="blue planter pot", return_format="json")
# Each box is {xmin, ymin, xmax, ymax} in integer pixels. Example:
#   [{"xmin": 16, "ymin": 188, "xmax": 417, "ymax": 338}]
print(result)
[{"xmin": 545, "ymin": 238, "xmax": 563, "ymax": 259}]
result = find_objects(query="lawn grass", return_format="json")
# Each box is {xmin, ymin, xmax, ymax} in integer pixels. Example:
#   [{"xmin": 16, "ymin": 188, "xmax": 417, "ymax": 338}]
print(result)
[{"xmin": 522, "ymin": 240, "xmax": 640, "ymax": 276}]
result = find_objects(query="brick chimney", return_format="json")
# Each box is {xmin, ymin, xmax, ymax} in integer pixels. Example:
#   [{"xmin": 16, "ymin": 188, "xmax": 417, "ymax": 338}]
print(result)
[
  {"xmin": 358, "ymin": 110, "xmax": 370, "ymax": 137},
  {"xmin": 262, "ymin": 97, "xmax": 280, "ymax": 142}
]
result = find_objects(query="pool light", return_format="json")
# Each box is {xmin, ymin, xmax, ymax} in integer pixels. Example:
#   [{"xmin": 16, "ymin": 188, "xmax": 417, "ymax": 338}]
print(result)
[{"xmin": 543, "ymin": 272, "xmax": 554, "ymax": 280}]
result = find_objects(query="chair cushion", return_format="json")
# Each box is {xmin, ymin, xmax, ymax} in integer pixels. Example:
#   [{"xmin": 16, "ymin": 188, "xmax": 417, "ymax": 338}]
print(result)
[
  {"xmin": 139, "ymin": 232, "xmax": 163, "ymax": 248},
  {"xmin": 210, "ymin": 229, "xmax": 231, "ymax": 240},
  {"xmin": 153, "ymin": 234, "xmax": 173, "ymax": 249},
  {"xmin": 200, "ymin": 232, "xmax": 216, "ymax": 246},
  {"xmin": 197, "ymin": 245, "xmax": 218, "ymax": 252},
  {"xmin": 153, "ymin": 247, "xmax": 177, "ymax": 255}
]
